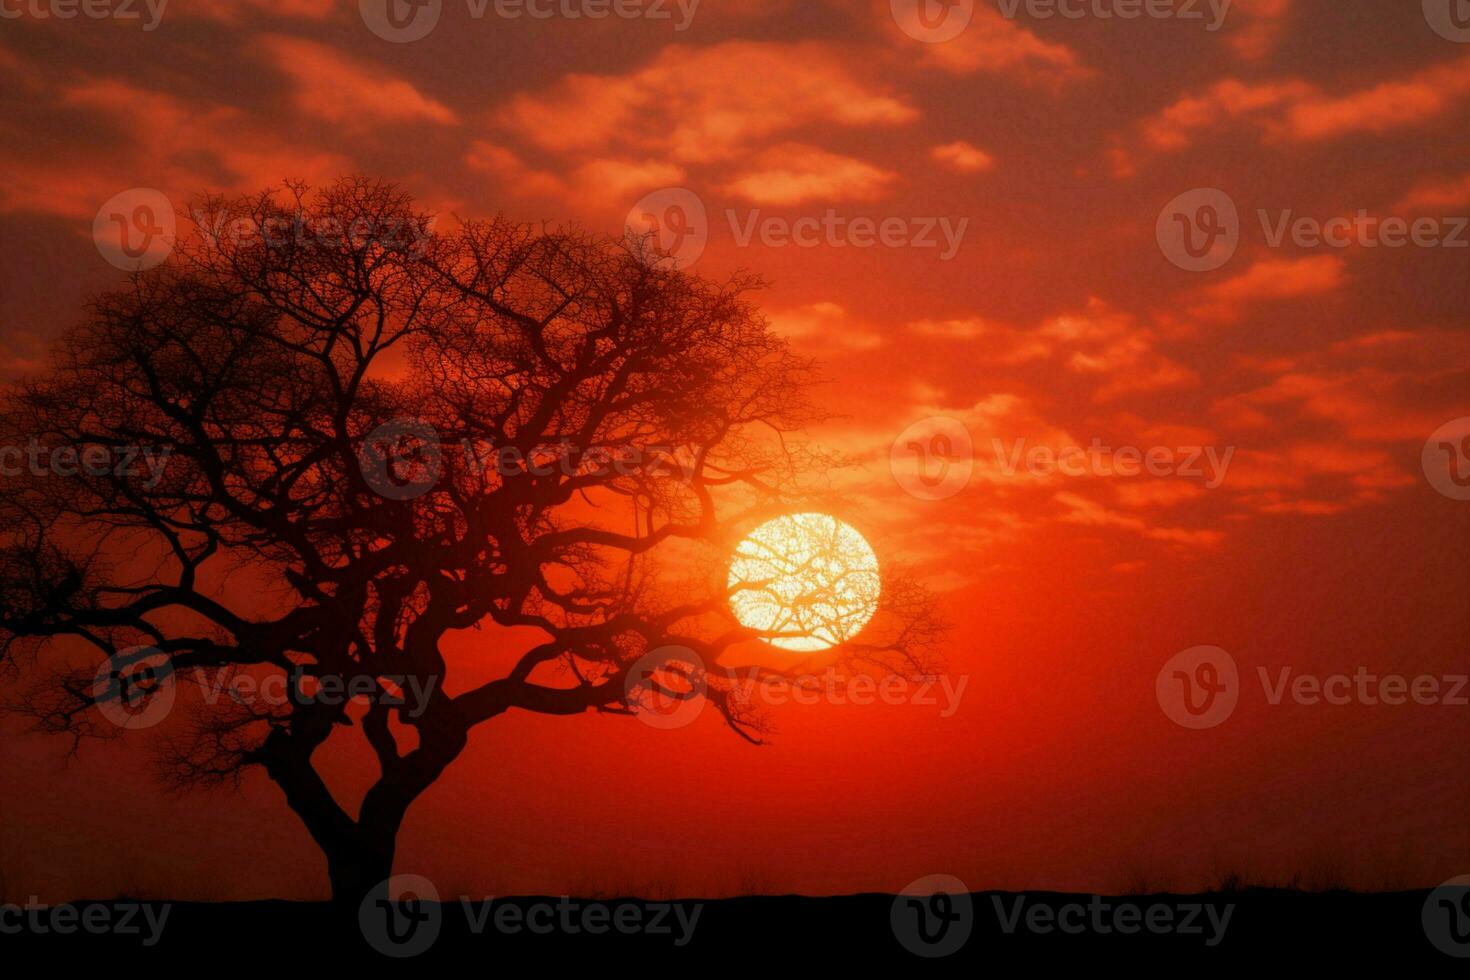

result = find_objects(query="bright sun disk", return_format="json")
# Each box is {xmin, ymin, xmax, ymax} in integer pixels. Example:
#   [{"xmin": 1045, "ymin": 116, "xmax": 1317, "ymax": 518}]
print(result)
[{"xmin": 727, "ymin": 513, "xmax": 880, "ymax": 652}]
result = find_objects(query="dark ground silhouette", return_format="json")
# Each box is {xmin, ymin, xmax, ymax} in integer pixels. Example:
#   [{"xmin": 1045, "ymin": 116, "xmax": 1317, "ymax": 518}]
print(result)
[{"xmin": 1, "ymin": 888, "xmax": 1457, "ymax": 966}]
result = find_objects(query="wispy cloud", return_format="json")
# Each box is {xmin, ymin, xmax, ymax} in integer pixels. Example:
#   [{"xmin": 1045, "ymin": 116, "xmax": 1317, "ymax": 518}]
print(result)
[{"xmin": 258, "ymin": 35, "xmax": 458, "ymax": 128}]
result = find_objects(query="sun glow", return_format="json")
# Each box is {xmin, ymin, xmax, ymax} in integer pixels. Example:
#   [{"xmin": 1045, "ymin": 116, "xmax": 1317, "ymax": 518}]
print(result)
[{"xmin": 727, "ymin": 513, "xmax": 881, "ymax": 652}]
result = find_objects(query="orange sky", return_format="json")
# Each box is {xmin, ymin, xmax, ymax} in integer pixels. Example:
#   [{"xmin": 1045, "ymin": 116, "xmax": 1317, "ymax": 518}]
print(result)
[{"xmin": 1, "ymin": 0, "xmax": 1468, "ymax": 900}]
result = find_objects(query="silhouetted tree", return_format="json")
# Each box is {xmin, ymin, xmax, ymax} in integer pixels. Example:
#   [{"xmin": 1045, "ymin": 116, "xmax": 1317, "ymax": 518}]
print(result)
[{"xmin": 0, "ymin": 179, "xmax": 942, "ymax": 907}]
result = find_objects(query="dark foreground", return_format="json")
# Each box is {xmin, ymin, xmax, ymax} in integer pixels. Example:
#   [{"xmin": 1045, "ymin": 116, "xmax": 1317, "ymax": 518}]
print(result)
[{"xmin": 2, "ymin": 889, "xmax": 1462, "ymax": 966}]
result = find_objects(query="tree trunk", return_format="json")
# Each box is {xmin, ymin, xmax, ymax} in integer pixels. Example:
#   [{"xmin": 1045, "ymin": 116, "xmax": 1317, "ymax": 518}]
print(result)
[
  {"xmin": 259, "ymin": 708, "xmax": 467, "ymax": 915},
  {"xmin": 257, "ymin": 727, "xmax": 400, "ymax": 914},
  {"xmin": 325, "ymin": 833, "xmax": 397, "ymax": 911}
]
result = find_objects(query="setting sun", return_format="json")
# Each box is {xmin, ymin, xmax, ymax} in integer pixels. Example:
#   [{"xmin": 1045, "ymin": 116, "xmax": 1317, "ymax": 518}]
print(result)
[{"xmin": 727, "ymin": 513, "xmax": 881, "ymax": 652}]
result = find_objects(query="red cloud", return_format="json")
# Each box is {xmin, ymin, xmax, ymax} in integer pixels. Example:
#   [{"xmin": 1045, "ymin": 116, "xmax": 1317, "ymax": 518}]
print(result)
[
  {"xmin": 1188, "ymin": 256, "xmax": 1345, "ymax": 323},
  {"xmin": 723, "ymin": 145, "xmax": 899, "ymax": 205},
  {"xmin": 1119, "ymin": 54, "xmax": 1470, "ymax": 169},
  {"xmin": 1396, "ymin": 173, "xmax": 1470, "ymax": 211},
  {"xmin": 257, "ymin": 35, "xmax": 458, "ymax": 128},
  {"xmin": 465, "ymin": 141, "xmax": 684, "ymax": 208},
  {"xmin": 0, "ymin": 76, "xmax": 350, "ymax": 219},
  {"xmin": 897, "ymin": 4, "xmax": 1091, "ymax": 86},
  {"xmin": 498, "ymin": 41, "xmax": 917, "ymax": 166},
  {"xmin": 766, "ymin": 302, "xmax": 887, "ymax": 352},
  {"xmin": 907, "ymin": 300, "xmax": 1197, "ymax": 400},
  {"xmin": 1226, "ymin": 0, "xmax": 1292, "ymax": 60},
  {"xmin": 1054, "ymin": 492, "xmax": 1224, "ymax": 547},
  {"xmin": 930, "ymin": 141, "xmax": 994, "ymax": 174}
]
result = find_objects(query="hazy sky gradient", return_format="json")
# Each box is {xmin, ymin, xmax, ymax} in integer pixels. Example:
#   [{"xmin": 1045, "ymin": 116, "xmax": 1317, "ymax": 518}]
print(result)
[{"xmin": 1, "ymin": 0, "xmax": 1467, "ymax": 900}]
